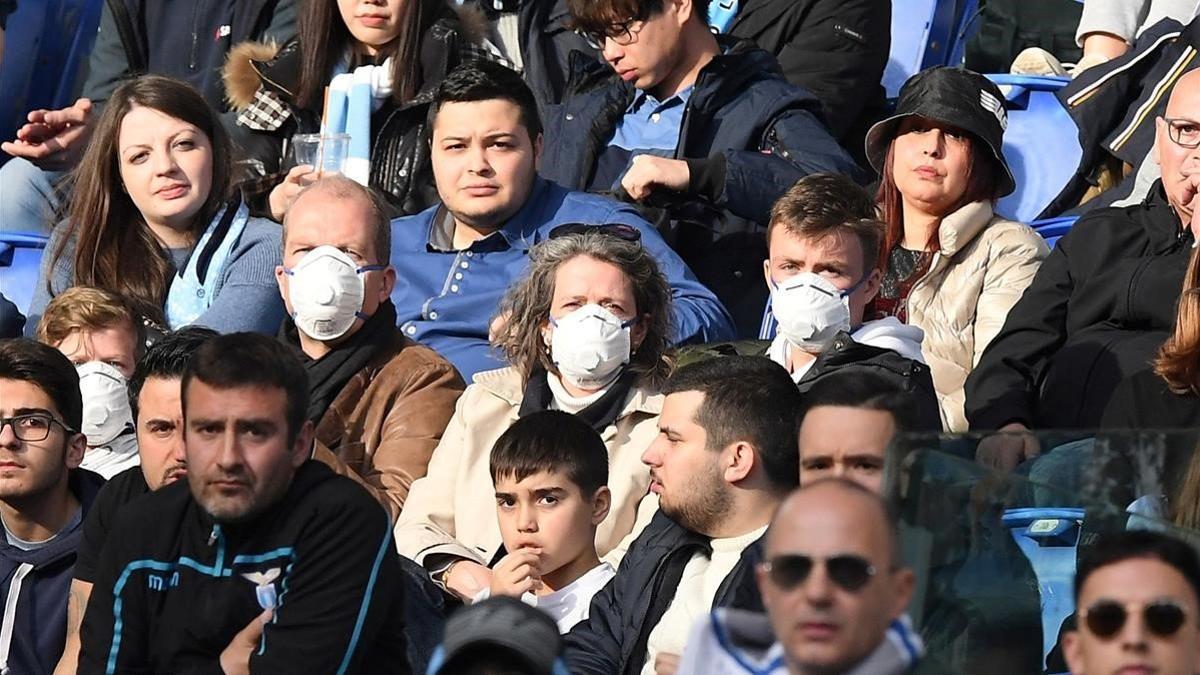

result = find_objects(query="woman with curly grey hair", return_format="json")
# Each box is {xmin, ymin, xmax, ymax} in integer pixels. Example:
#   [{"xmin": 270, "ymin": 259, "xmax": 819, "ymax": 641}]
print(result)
[{"xmin": 395, "ymin": 227, "xmax": 673, "ymax": 603}]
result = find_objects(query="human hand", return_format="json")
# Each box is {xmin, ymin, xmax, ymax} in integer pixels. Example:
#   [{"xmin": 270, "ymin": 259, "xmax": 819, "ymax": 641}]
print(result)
[
  {"xmin": 444, "ymin": 559, "xmax": 494, "ymax": 602},
  {"xmin": 620, "ymin": 155, "xmax": 690, "ymax": 201},
  {"xmin": 489, "ymin": 547, "xmax": 544, "ymax": 598},
  {"xmin": 653, "ymin": 653, "xmax": 680, "ymax": 675},
  {"xmin": 975, "ymin": 422, "xmax": 1041, "ymax": 472},
  {"xmin": 1, "ymin": 98, "xmax": 94, "ymax": 169},
  {"xmin": 219, "ymin": 608, "xmax": 273, "ymax": 675},
  {"xmin": 268, "ymin": 164, "xmax": 318, "ymax": 222}
]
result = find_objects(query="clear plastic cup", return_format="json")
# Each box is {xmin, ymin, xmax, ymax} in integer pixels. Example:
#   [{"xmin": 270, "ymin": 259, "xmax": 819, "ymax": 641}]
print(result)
[{"xmin": 291, "ymin": 133, "xmax": 350, "ymax": 174}]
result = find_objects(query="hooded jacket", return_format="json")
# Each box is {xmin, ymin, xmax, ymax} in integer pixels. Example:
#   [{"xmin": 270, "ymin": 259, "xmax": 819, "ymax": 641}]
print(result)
[
  {"xmin": 538, "ymin": 36, "xmax": 862, "ymax": 336},
  {"xmin": 0, "ymin": 469, "xmax": 105, "ymax": 675},
  {"xmin": 966, "ymin": 182, "xmax": 1194, "ymax": 430},
  {"xmin": 77, "ymin": 461, "xmax": 409, "ymax": 675}
]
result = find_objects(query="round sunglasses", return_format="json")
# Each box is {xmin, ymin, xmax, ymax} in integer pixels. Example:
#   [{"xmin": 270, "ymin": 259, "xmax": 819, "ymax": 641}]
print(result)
[
  {"xmin": 1080, "ymin": 599, "xmax": 1190, "ymax": 639},
  {"xmin": 761, "ymin": 554, "xmax": 879, "ymax": 592}
]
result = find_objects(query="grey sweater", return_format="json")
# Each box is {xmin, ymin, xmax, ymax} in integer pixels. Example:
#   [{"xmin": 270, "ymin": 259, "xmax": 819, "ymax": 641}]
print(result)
[
  {"xmin": 26, "ymin": 218, "xmax": 286, "ymax": 335},
  {"xmin": 1076, "ymin": 0, "xmax": 1200, "ymax": 45}
]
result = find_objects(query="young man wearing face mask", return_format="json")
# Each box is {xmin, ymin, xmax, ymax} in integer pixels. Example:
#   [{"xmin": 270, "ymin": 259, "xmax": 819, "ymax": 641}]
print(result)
[
  {"xmin": 35, "ymin": 287, "xmax": 146, "ymax": 479},
  {"xmin": 276, "ymin": 176, "xmax": 465, "ymax": 520}
]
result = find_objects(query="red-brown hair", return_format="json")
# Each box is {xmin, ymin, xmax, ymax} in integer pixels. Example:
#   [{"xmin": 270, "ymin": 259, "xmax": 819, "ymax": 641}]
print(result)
[{"xmin": 1155, "ymin": 245, "xmax": 1200, "ymax": 394}]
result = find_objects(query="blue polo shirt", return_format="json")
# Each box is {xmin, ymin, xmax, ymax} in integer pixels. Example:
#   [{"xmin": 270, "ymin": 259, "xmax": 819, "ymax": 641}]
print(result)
[
  {"xmin": 589, "ymin": 87, "xmax": 693, "ymax": 193},
  {"xmin": 389, "ymin": 177, "xmax": 735, "ymax": 381}
]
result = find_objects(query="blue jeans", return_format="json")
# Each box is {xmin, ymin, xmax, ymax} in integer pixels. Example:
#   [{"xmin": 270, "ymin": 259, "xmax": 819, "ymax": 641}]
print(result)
[{"xmin": 0, "ymin": 158, "xmax": 62, "ymax": 234}]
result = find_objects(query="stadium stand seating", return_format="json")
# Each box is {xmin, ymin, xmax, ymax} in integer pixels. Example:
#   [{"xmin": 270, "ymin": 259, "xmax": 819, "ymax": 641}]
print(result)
[{"xmin": 0, "ymin": 232, "xmax": 49, "ymax": 316}]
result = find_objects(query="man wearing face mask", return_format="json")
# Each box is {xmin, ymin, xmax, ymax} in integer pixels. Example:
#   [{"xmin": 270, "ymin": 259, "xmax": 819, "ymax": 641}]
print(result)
[
  {"xmin": 35, "ymin": 287, "xmax": 145, "ymax": 479},
  {"xmin": 276, "ymin": 176, "xmax": 465, "ymax": 520}
]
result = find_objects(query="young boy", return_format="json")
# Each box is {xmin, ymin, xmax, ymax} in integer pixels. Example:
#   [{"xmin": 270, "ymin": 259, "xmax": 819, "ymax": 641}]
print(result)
[{"xmin": 481, "ymin": 410, "xmax": 615, "ymax": 633}]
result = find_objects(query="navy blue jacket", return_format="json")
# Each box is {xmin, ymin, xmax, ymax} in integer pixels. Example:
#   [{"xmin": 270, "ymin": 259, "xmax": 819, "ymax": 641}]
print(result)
[
  {"xmin": 539, "ymin": 37, "xmax": 863, "ymax": 335},
  {"xmin": 562, "ymin": 511, "xmax": 766, "ymax": 675},
  {"xmin": 0, "ymin": 469, "xmax": 105, "ymax": 675},
  {"xmin": 390, "ymin": 177, "xmax": 736, "ymax": 381}
]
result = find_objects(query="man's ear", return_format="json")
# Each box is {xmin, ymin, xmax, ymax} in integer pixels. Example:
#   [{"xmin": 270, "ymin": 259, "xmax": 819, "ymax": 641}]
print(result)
[
  {"xmin": 292, "ymin": 421, "xmax": 315, "ymax": 468},
  {"xmin": 891, "ymin": 568, "xmax": 916, "ymax": 620},
  {"xmin": 1154, "ymin": 116, "xmax": 1166, "ymax": 166},
  {"xmin": 591, "ymin": 486, "xmax": 612, "ymax": 525},
  {"xmin": 723, "ymin": 441, "xmax": 756, "ymax": 484},
  {"xmin": 862, "ymin": 267, "xmax": 883, "ymax": 305},
  {"xmin": 762, "ymin": 258, "xmax": 773, "ymax": 289},
  {"xmin": 379, "ymin": 266, "xmax": 397, "ymax": 300},
  {"xmin": 1062, "ymin": 630, "xmax": 1085, "ymax": 675},
  {"xmin": 65, "ymin": 432, "xmax": 87, "ymax": 470}
]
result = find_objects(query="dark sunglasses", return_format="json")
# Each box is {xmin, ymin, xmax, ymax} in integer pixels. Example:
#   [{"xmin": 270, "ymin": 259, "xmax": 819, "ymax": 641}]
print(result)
[
  {"xmin": 1082, "ymin": 599, "xmax": 1189, "ymax": 639},
  {"xmin": 547, "ymin": 223, "xmax": 642, "ymax": 242},
  {"xmin": 761, "ymin": 554, "xmax": 878, "ymax": 592}
]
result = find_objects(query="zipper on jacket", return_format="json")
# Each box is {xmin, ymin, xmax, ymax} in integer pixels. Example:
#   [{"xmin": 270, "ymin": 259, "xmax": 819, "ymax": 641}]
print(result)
[{"xmin": 189, "ymin": 3, "xmax": 201, "ymax": 71}]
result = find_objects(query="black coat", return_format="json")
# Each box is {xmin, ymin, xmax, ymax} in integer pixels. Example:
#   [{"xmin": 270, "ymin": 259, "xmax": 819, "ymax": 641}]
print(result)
[
  {"xmin": 562, "ymin": 511, "xmax": 766, "ymax": 675},
  {"xmin": 965, "ymin": 183, "xmax": 1195, "ymax": 430}
]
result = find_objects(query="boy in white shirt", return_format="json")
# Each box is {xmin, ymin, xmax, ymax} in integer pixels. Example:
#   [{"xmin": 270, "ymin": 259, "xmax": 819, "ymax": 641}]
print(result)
[{"xmin": 479, "ymin": 409, "xmax": 616, "ymax": 633}]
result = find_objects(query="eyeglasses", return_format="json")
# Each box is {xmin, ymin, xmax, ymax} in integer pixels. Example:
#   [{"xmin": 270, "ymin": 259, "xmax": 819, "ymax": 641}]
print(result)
[
  {"xmin": 1080, "ymin": 599, "xmax": 1189, "ymax": 639},
  {"xmin": 1164, "ymin": 117, "xmax": 1200, "ymax": 149},
  {"xmin": 0, "ymin": 413, "xmax": 75, "ymax": 442},
  {"xmin": 547, "ymin": 223, "xmax": 643, "ymax": 242},
  {"xmin": 761, "ymin": 554, "xmax": 879, "ymax": 592},
  {"xmin": 579, "ymin": 17, "xmax": 648, "ymax": 50}
]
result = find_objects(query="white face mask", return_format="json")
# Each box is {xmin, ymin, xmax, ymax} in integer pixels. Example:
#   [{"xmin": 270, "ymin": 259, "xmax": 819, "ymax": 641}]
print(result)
[
  {"xmin": 76, "ymin": 361, "xmax": 134, "ymax": 448},
  {"xmin": 284, "ymin": 245, "xmax": 385, "ymax": 341},
  {"xmin": 549, "ymin": 304, "xmax": 636, "ymax": 390},
  {"xmin": 770, "ymin": 272, "xmax": 861, "ymax": 352}
]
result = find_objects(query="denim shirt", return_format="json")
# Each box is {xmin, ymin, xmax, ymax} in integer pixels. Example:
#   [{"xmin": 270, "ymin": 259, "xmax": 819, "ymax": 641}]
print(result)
[{"xmin": 389, "ymin": 177, "xmax": 735, "ymax": 381}]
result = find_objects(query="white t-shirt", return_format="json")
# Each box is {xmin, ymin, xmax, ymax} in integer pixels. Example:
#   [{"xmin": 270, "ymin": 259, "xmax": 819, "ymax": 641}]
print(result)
[
  {"xmin": 471, "ymin": 562, "xmax": 616, "ymax": 634},
  {"xmin": 640, "ymin": 525, "xmax": 768, "ymax": 675}
]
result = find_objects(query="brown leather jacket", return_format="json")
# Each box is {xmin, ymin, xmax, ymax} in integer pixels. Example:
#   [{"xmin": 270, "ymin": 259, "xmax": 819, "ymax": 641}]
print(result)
[{"xmin": 311, "ymin": 330, "xmax": 465, "ymax": 521}]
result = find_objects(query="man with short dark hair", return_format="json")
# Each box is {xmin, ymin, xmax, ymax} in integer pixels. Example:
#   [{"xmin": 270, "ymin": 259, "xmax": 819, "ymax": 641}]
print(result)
[
  {"xmin": 391, "ymin": 59, "xmax": 734, "ymax": 381},
  {"xmin": 1064, "ymin": 530, "xmax": 1200, "ymax": 675},
  {"xmin": 77, "ymin": 333, "xmax": 409, "ymax": 674},
  {"xmin": 541, "ymin": 0, "xmax": 863, "ymax": 335},
  {"xmin": 563, "ymin": 355, "xmax": 801, "ymax": 674},
  {"xmin": 0, "ymin": 339, "xmax": 100, "ymax": 675}
]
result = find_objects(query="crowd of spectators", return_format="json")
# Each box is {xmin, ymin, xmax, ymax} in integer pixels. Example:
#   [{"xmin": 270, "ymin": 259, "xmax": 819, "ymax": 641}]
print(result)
[{"xmin": 2, "ymin": 0, "xmax": 1200, "ymax": 673}]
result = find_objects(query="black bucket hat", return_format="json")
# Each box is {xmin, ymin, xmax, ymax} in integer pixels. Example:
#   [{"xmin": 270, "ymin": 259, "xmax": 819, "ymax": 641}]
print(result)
[{"xmin": 864, "ymin": 66, "xmax": 1016, "ymax": 198}]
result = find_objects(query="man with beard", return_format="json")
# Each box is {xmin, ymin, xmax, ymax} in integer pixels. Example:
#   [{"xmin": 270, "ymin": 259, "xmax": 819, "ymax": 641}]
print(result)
[
  {"xmin": 53, "ymin": 326, "xmax": 215, "ymax": 674},
  {"xmin": 563, "ymin": 356, "xmax": 801, "ymax": 675}
]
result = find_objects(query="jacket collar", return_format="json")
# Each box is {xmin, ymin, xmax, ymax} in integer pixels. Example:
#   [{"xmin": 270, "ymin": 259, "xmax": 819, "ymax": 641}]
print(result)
[
  {"xmin": 471, "ymin": 365, "xmax": 663, "ymax": 420},
  {"xmin": 935, "ymin": 200, "xmax": 995, "ymax": 257},
  {"xmin": 0, "ymin": 469, "xmax": 105, "ymax": 566}
]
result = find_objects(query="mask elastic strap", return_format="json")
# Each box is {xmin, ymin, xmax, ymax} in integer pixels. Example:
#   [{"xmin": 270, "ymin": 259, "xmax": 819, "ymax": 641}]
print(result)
[{"xmin": 356, "ymin": 264, "xmax": 387, "ymax": 274}]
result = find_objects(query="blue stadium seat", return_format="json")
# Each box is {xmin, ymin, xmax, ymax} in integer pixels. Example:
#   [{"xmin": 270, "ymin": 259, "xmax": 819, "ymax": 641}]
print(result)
[
  {"xmin": 884, "ymin": 0, "xmax": 959, "ymax": 99},
  {"xmin": 1031, "ymin": 215, "xmax": 1079, "ymax": 249},
  {"xmin": 0, "ymin": 232, "xmax": 50, "ymax": 316},
  {"xmin": 0, "ymin": 0, "xmax": 103, "ymax": 167},
  {"xmin": 988, "ymin": 74, "xmax": 1082, "ymax": 223},
  {"xmin": 1002, "ymin": 507, "xmax": 1084, "ymax": 670}
]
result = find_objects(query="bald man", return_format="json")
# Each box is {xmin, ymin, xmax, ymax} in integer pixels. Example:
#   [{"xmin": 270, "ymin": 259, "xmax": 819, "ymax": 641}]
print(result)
[
  {"xmin": 968, "ymin": 68, "xmax": 1200, "ymax": 464},
  {"xmin": 677, "ymin": 479, "xmax": 948, "ymax": 675}
]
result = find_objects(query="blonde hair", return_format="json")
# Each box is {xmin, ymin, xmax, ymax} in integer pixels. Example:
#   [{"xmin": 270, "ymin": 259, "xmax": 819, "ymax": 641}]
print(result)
[
  {"xmin": 1154, "ymin": 245, "xmax": 1200, "ymax": 394},
  {"xmin": 35, "ymin": 286, "xmax": 144, "ymax": 355}
]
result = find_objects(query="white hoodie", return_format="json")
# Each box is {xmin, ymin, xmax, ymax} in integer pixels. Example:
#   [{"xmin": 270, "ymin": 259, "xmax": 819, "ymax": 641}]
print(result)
[{"xmin": 767, "ymin": 316, "xmax": 926, "ymax": 384}]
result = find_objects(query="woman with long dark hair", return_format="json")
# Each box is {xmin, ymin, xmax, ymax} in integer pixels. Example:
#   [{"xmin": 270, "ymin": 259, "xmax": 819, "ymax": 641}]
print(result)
[
  {"xmin": 863, "ymin": 67, "xmax": 1050, "ymax": 432},
  {"xmin": 223, "ymin": 0, "xmax": 487, "ymax": 220},
  {"xmin": 27, "ymin": 75, "xmax": 284, "ymax": 335}
]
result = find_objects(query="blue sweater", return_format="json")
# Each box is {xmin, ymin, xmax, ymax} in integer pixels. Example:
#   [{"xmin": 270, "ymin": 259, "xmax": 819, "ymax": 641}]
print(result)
[
  {"xmin": 390, "ymin": 177, "xmax": 736, "ymax": 380},
  {"xmin": 27, "ymin": 218, "xmax": 285, "ymax": 335}
]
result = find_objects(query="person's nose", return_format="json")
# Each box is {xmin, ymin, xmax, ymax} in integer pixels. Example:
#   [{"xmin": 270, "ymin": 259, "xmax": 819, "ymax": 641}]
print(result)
[
  {"xmin": 831, "ymin": 461, "xmax": 847, "ymax": 479},
  {"xmin": 642, "ymin": 437, "xmax": 664, "ymax": 467},
  {"xmin": 0, "ymin": 420, "xmax": 19, "ymax": 449},
  {"xmin": 602, "ymin": 38, "xmax": 623, "ymax": 65},
  {"xmin": 169, "ymin": 429, "xmax": 187, "ymax": 465},
  {"xmin": 215, "ymin": 428, "xmax": 242, "ymax": 471},
  {"xmin": 921, "ymin": 130, "xmax": 945, "ymax": 158},
  {"xmin": 151, "ymin": 147, "xmax": 180, "ymax": 176},
  {"xmin": 517, "ymin": 503, "xmax": 538, "ymax": 533},
  {"xmin": 802, "ymin": 562, "xmax": 836, "ymax": 606},
  {"xmin": 466, "ymin": 143, "xmax": 493, "ymax": 177},
  {"xmin": 1119, "ymin": 611, "xmax": 1151, "ymax": 654}
]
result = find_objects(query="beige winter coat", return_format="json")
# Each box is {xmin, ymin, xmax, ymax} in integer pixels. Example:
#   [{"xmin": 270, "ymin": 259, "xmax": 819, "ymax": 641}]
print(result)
[
  {"xmin": 393, "ymin": 366, "xmax": 662, "ymax": 571},
  {"xmin": 905, "ymin": 201, "xmax": 1050, "ymax": 432}
]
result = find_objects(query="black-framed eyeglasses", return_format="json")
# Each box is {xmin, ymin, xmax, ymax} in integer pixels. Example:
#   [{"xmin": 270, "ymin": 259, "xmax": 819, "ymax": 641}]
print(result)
[
  {"xmin": 1164, "ymin": 117, "xmax": 1200, "ymax": 149},
  {"xmin": 0, "ymin": 413, "xmax": 75, "ymax": 442},
  {"xmin": 578, "ymin": 16, "xmax": 648, "ymax": 50},
  {"xmin": 1081, "ymin": 599, "xmax": 1189, "ymax": 639},
  {"xmin": 760, "ymin": 554, "xmax": 879, "ymax": 592},
  {"xmin": 548, "ymin": 223, "xmax": 643, "ymax": 242}
]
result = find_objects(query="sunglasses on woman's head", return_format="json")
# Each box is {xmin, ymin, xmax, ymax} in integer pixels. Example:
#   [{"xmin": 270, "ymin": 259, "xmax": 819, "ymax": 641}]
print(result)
[
  {"xmin": 1081, "ymin": 599, "xmax": 1189, "ymax": 639},
  {"xmin": 547, "ymin": 223, "xmax": 642, "ymax": 242},
  {"xmin": 761, "ymin": 554, "xmax": 878, "ymax": 592}
]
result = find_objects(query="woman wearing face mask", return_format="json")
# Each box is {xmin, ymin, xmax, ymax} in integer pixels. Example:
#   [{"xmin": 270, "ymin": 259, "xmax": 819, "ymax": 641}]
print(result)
[
  {"xmin": 223, "ymin": 0, "xmax": 487, "ymax": 220},
  {"xmin": 864, "ymin": 67, "xmax": 1050, "ymax": 432},
  {"xmin": 27, "ymin": 75, "xmax": 285, "ymax": 335},
  {"xmin": 394, "ymin": 228, "xmax": 673, "ymax": 603}
]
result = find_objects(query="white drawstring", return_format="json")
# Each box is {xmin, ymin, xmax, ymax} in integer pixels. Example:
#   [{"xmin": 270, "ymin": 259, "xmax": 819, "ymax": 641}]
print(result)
[{"xmin": 0, "ymin": 562, "xmax": 35, "ymax": 674}]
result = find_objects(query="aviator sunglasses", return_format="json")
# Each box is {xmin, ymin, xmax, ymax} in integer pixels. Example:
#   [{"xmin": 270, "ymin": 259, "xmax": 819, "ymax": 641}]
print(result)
[
  {"xmin": 1080, "ymin": 599, "xmax": 1189, "ymax": 639},
  {"xmin": 761, "ymin": 554, "xmax": 879, "ymax": 592}
]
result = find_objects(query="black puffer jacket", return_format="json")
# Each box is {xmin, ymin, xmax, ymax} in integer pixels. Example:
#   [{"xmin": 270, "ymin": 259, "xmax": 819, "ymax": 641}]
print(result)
[
  {"xmin": 965, "ymin": 182, "xmax": 1195, "ymax": 430},
  {"xmin": 224, "ymin": 7, "xmax": 481, "ymax": 216}
]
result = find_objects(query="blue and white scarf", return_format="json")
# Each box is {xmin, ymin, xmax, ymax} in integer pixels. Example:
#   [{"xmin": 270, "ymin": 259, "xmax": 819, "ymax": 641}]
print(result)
[
  {"xmin": 324, "ymin": 55, "xmax": 394, "ymax": 186},
  {"xmin": 164, "ymin": 200, "xmax": 250, "ymax": 328}
]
